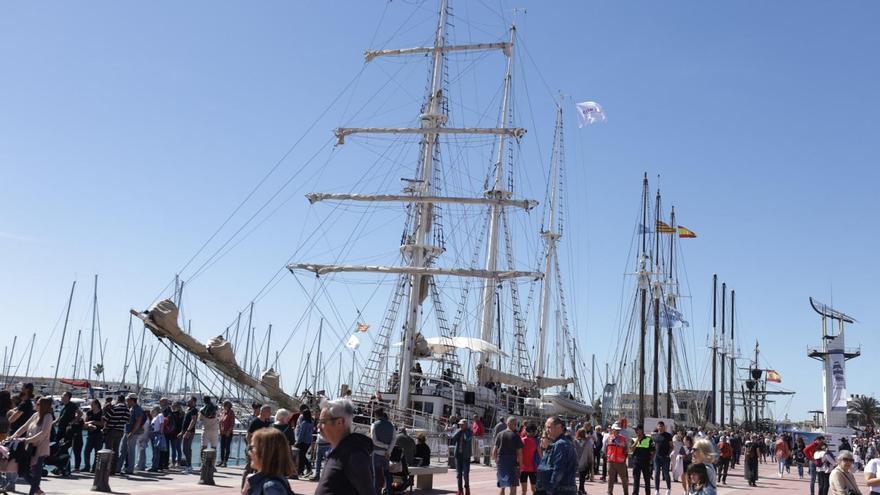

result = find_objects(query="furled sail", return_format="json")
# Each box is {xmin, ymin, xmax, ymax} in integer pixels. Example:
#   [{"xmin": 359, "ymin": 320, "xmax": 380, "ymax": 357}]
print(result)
[
  {"xmin": 535, "ymin": 376, "xmax": 576, "ymax": 388},
  {"xmin": 131, "ymin": 300, "xmax": 299, "ymax": 410},
  {"xmin": 477, "ymin": 363, "xmax": 536, "ymax": 389}
]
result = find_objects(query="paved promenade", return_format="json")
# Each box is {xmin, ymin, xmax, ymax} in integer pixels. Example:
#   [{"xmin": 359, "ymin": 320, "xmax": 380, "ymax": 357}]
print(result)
[{"xmin": 28, "ymin": 459, "xmax": 870, "ymax": 494}]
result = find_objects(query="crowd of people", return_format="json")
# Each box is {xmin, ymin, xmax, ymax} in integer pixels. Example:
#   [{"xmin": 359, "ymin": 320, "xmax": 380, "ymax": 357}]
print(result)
[
  {"xmin": 441, "ymin": 413, "xmax": 880, "ymax": 495},
  {"xmin": 0, "ymin": 385, "xmax": 247, "ymax": 494},
  {"xmin": 6, "ymin": 383, "xmax": 880, "ymax": 495}
]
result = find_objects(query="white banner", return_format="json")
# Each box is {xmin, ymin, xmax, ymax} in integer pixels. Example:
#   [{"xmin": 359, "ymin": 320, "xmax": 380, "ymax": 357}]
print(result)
[
  {"xmin": 826, "ymin": 334, "xmax": 847, "ymax": 411},
  {"xmin": 644, "ymin": 417, "xmax": 676, "ymax": 434}
]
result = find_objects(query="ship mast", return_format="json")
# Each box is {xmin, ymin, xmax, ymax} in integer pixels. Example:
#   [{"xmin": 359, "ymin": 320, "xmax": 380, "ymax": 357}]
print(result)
[
  {"xmin": 286, "ymin": 1, "xmax": 541, "ymax": 410},
  {"xmin": 637, "ymin": 174, "xmax": 649, "ymax": 425},
  {"xmin": 477, "ymin": 22, "xmax": 516, "ymax": 381},
  {"xmin": 665, "ymin": 205, "xmax": 676, "ymax": 419},
  {"xmin": 536, "ymin": 106, "xmax": 564, "ymax": 381},
  {"xmin": 720, "ymin": 281, "xmax": 726, "ymax": 428},
  {"xmin": 652, "ymin": 188, "xmax": 661, "ymax": 418}
]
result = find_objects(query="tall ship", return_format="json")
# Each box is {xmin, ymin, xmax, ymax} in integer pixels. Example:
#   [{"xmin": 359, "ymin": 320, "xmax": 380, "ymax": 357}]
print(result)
[
  {"xmin": 131, "ymin": 0, "xmax": 593, "ymax": 432},
  {"xmin": 601, "ymin": 175, "xmax": 709, "ymax": 428}
]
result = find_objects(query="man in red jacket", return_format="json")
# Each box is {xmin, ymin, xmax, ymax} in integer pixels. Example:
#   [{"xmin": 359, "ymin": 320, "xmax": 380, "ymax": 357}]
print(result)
[
  {"xmin": 803, "ymin": 435, "xmax": 826, "ymax": 495},
  {"xmin": 471, "ymin": 415, "xmax": 485, "ymax": 463}
]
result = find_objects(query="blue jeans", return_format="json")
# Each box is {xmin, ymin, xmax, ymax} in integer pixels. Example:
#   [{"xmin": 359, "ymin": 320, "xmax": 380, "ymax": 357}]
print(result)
[
  {"xmin": 170, "ymin": 436, "xmax": 182, "ymax": 464},
  {"xmin": 118, "ymin": 431, "xmax": 142, "ymax": 473},
  {"xmin": 151, "ymin": 432, "xmax": 166, "ymax": 470},
  {"xmin": 798, "ymin": 463, "xmax": 804, "ymax": 478},
  {"xmin": 136, "ymin": 431, "xmax": 150, "ymax": 470},
  {"xmin": 654, "ymin": 455, "xmax": 671, "ymax": 489},
  {"xmin": 314, "ymin": 443, "xmax": 330, "ymax": 478},
  {"xmin": 372, "ymin": 453, "xmax": 392, "ymax": 495}
]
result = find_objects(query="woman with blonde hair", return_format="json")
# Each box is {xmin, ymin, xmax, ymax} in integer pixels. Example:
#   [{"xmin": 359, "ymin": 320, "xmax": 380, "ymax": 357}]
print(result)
[
  {"xmin": 242, "ymin": 427, "xmax": 297, "ymax": 495},
  {"xmin": 10, "ymin": 396, "xmax": 53, "ymax": 495},
  {"xmin": 684, "ymin": 438, "xmax": 717, "ymax": 495}
]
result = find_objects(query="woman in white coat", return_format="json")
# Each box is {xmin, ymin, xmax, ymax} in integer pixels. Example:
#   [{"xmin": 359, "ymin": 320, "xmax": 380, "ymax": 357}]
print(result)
[{"xmin": 10, "ymin": 396, "xmax": 53, "ymax": 495}]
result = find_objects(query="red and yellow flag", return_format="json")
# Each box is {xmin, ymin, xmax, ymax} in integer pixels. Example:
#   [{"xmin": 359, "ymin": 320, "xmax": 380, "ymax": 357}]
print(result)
[
  {"xmin": 766, "ymin": 370, "xmax": 781, "ymax": 383},
  {"xmin": 656, "ymin": 220, "xmax": 676, "ymax": 234},
  {"xmin": 356, "ymin": 323, "xmax": 370, "ymax": 333},
  {"xmin": 677, "ymin": 226, "xmax": 697, "ymax": 238}
]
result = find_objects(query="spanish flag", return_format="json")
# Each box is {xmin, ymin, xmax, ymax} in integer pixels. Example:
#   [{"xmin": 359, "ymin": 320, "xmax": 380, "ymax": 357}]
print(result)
[
  {"xmin": 357, "ymin": 323, "xmax": 370, "ymax": 333},
  {"xmin": 767, "ymin": 370, "xmax": 781, "ymax": 383},
  {"xmin": 677, "ymin": 226, "xmax": 697, "ymax": 238},
  {"xmin": 656, "ymin": 220, "xmax": 676, "ymax": 234}
]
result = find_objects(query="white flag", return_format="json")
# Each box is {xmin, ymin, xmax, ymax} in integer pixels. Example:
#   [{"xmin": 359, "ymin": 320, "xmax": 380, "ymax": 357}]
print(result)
[
  {"xmin": 345, "ymin": 334, "xmax": 360, "ymax": 350},
  {"xmin": 575, "ymin": 101, "xmax": 606, "ymax": 127}
]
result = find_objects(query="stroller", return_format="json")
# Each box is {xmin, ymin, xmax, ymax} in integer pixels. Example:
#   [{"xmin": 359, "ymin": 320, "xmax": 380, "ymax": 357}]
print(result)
[{"xmin": 44, "ymin": 438, "xmax": 71, "ymax": 477}]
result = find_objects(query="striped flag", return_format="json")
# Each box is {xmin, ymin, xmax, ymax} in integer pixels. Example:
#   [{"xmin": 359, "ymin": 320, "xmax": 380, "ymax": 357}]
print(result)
[
  {"xmin": 656, "ymin": 220, "xmax": 676, "ymax": 234},
  {"xmin": 677, "ymin": 226, "xmax": 697, "ymax": 238},
  {"xmin": 767, "ymin": 370, "xmax": 781, "ymax": 383},
  {"xmin": 356, "ymin": 323, "xmax": 370, "ymax": 333}
]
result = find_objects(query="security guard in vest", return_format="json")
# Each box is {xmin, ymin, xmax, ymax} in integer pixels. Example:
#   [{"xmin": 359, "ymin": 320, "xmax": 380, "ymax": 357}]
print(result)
[{"xmin": 629, "ymin": 425, "xmax": 655, "ymax": 495}]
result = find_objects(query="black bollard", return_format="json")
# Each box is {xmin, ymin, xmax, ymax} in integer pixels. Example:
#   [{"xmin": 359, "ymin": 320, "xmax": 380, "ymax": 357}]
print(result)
[
  {"xmin": 91, "ymin": 449, "xmax": 114, "ymax": 492},
  {"xmin": 483, "ymin": 445, "xmax": 491, "ymax": 466},
  {"xmin": 198, "ymin": 448, "xmax": 216, "ymax": 485},
  {"xmin": 447, "ymin": 445, "xmax": 456, "ymax": 468}
]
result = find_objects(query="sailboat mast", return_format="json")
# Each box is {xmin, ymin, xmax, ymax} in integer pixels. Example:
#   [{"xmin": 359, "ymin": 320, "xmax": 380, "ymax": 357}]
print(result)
[
  {"xmin": 121, "ymin": 314, "xmax": 132, "ymax": 385},
  {"xmin": 25, "ymin": 333, "xmax": 35, "ymax": 378},
  {"xmin": 537, "ymin": 106, "xmax": 564, "ymax": 380},
  {"xmin": 710, "ymin": 274, "xmax": 717, "ymax": 424},
  {"xmin": 730, "ymin": 290, "xmax": 736, "ymax": 425},
  {"xmin": 314, "ymin": 318, "xmax": 323, "ymax": 393},
  {"xmin": 73, "ymin": 329, "xmax": 82, "ymax": 379},
  {"xmin": 665, "ymin": 206, "xmax": 675, "ymax": 419},
  {"xmin": 51, "ymin": 280, "xmax": 76, "ymax": 395},
  {"xmin": 244, "ymin": 301, "xmax": 254, "ymax": 378},
  {"xmin": 478, "ymin": 22, "xmax": 516, "ymax": 378},
  {"xmin": 638, "ymin": 174, "xmax": 648, "ymax": 425},
  {"xmin": 265, "ymin": 324, "xmax": 272, "ymax": 371},
  {"xmin": 720, "ymin": 282, "xmax": 726, "ymax": 428},
  {"xmin": 88, "ymin": 274, "xmax": 97, "ymax": 381},
  {"xmin": 397, "ymin": 0, "xmax": 448, "ymax": 408},
  {"xmin": 652, "ymin": 189, "xmax": 661, "ymax": 417}
]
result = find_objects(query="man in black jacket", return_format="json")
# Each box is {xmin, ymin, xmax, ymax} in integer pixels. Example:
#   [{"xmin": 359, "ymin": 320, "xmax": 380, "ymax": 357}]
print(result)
[{"xmin": 315, "ymin": 398, "xmax": 374, "ymax": 495}]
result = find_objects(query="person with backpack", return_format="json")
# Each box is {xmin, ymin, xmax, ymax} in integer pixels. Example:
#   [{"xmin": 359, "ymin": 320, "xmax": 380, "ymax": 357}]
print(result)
[
  {"xmin": 795, "ymin": 437, "xmax": 808, "ymax": 479},
  {"xmin": 272, "ymin": 409, "xmax": 296, "ymax": 445},
  {"xmin": 371, "ymin": 408, "xmax": 397, "ymax": 495},
  {"xmin": 816, "ymin": 444, "xmax": 838, "ymax": 495},
  {"xmin": 200, "ymin": 396, "xmax": 221, "ymax": 452},
  {"xmin": 775, "ymin": 434, "xmax": 792, "ymax": 478},
  {"xmin": 805, "ymin": 436, "xmax": 828, "ymax": 495},
  {"xmin": 243, "ymin": 427, "xmax": 297, "ymax": 495},
  {"xmin": 716, "ymin": 436, "xmax": 733, "ymax": 484},
  {"xmin": 743, "ymin": 434, "xmax": 761, "ymax": 487},
  {"xmin": 148, "ymin": 406, "xmax": 167, "ymax": 472}
]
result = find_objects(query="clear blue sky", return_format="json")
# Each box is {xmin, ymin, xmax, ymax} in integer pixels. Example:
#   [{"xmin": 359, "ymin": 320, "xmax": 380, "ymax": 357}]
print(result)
[{"xmin": 1, "ymin": 1, "xmax": 878, "ymax": 422}]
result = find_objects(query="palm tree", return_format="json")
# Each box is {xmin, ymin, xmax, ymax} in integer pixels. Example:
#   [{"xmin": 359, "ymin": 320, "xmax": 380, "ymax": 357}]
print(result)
[{"xmin": 848, "ymin": 395, "xmax": 880, "ymax": 427}]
